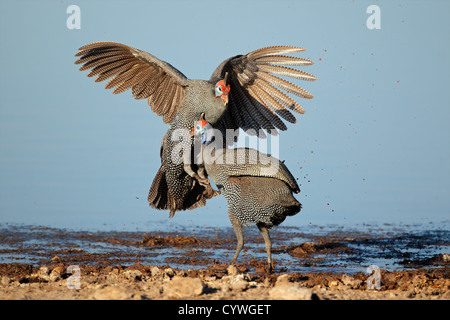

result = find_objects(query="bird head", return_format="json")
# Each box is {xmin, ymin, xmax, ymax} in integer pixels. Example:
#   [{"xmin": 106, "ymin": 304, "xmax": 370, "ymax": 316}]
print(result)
[
  {"xmin": 193, "ymin": 119, "xmax": 208, "ymax": 137},
  {"xmin": 214, "ymin": 73, "xmax": 230, "ymax": 105},
  {"xmin": 193, "ymin": 113, "xmax": 213, "ymax": 145}
]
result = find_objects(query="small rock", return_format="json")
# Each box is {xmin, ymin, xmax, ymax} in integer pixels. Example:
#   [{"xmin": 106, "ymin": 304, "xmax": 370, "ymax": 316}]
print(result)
[
  {"xmin": 204, "ymin": 275, "xmax": 217, "ymax": 282},
  {"xmin": 151, "ymin": 266, "xmax": 163, "ymax": 278},
  {"xmin": 164, "ymin": 268, "xmax": 175, "ymax": 278},
  {"xmin": 40, "ymin": 266, "xmax": 50, "ymax": 275},
  {"xmin": 412, "ymin": 274, "xmax": 427, "ymax": 287},
  {"xmin": 443, "ymin": 254, "xmax": 450, "ymax": 262},
  {"xmin": 123, "ymin": 270, "xmax": 143, "ymax": 282},
  {"xmin": 230, "ymin": 279, "xmax": 248, "ymax": 292},
  {"xmin": 51, "ymin": 255, "xmax": 62, "ymax": 262},
  {"xmin": 341, "ymin": 275, "xmax": 361, "ymax": 289},
  {"xmin": 227, "ymin": 264, "xmax": 238, "ymax": 276},
  {"xmin": 34, "ymin": 266, "xmax": 51, "ymax": 281},
  {"xmin": 269, "ymin": 284, "xmax": 313, "ymax": 300},
  {"xmin": 228, "ymin": 275, "xmax": 249, "ymax": 291},
  {"xmin": 275, "ymin": 274, "xmax": 290, "ymax": 286},
  {"xmin": 143, "ymin": 284, "xmax": 163, "ymax": 298},
  {"xmin": 163, "ymin": 276, "xmax": 204, "ymax": 298},
  {"xmin": 328, "ymin": 280, "xmax": 339, "ymax": 287},
  {"xmin": 1, "ymin": 276, "xmax": 11, "ymax": 287},
  {"xmin": 107, "ymin": 268, "xmax": 120, "ymax": 280},
  {"xmin": 49, "ymin": 267, "xmax": 64, "ymax": 282}
]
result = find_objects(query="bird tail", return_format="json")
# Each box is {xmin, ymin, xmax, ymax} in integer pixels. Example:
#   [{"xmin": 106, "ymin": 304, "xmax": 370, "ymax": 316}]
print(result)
[
  {"xmin": 269, "ymin": 196, "xmax": 301, "ymax": 227},
  {"xmin": 285, "ymin": 199, "xmax": 302, "ymax": 216},
  {"xmin": 148, "ymin": 164, "xmax": 171, "ymax": 213},
  {"xmin": 148, "ymin": 164, "xmax": 219, "ymax": 218}
]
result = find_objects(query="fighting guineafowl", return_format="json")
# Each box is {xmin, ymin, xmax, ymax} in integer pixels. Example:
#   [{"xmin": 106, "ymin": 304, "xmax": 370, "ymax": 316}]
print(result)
[
  {"xmin": 75, "ymin": 42, "xmax": 315, "ymax": 217},
  {"xmin": 192, "ymin": 115, "xmax": 301, "ymax": 271}
]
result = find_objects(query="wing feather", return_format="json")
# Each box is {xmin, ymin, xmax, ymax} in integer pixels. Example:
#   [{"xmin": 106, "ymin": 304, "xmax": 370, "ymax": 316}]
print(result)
[
  {"xmin": 75, "ymin": 41, "xmax": 188, "ymax": 124},
  {"xmin": 258, "ymin": 64, "xmax": 317, "ymax": 81},
  {"xmin": 210, "ymin": 45, "xmax": 316, "ymax": 133},
  {"xmin": 249, "ymin": 84, "xmax": 296, "ymax": 124},
  {"xmin": 255, "ymin": 55, "xmax": 314, "ymax": 66},
  {"xmin": 248, "ymin": 46, "xmax": 306, "ymax": 58}
]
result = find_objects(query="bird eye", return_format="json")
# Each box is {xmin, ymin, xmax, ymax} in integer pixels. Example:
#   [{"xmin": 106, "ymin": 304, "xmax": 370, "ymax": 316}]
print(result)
[{"xmin": 215, "ymin": 82, "xmax": 223, "ymax": 97}]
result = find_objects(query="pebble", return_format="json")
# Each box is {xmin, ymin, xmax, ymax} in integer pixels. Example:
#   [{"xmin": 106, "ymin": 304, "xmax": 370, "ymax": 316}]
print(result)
[
  {"xmin": 51, "ymin": 255, "xmax": 62, "ymax": 262},
  {"xmin": 224, "ymin": 274, "xmax": 249, "ymax": 292},
  {"xmin": 123, "ymin": 270, "xmax": 143, "ymax": 282},
  {"xmin": 328, "ymin": 280, "xmax": 339, "ymax": 287},
  {"xmin": 163, "ymin": 276, "xmax": 204, "ymax": 298},
  {"xmin": 227, "ymin": 264, "xmax": 238, "ymax": 276},
  {"xmin": 32, "ymin": 266, "xmax": 51, "ymax": 281},
  {"xmin": 1, "ymin": 276, "xmax": 11, "ymax": 286},
  {"xmin": 275, "ymin": 274, "xmax": 290, "ymax": 286},
  {"xmin": 164, "ymin": 268, "xmax": 175, "ymax": 278},
  {"xmin": 341, "ymin": 275, "xmax": 362, "ymax": 289},
  {"xmin": 150, "ymin": 266, "xmax": 163, "ymax": 279}
]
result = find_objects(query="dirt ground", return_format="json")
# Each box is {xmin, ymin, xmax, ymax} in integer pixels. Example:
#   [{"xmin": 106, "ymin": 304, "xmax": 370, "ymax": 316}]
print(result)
[
  {"xmin": 0, "ymin": 262, "xmax": 448, "ymax": 300},
  {"xmin": 0, "ymin": 224, "xmax": 448, "ymax": 300}
]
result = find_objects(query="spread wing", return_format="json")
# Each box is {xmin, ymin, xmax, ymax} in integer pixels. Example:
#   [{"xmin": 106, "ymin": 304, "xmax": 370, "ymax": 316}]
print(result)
[
  {"xmin": 210, "ymin": 46, "xmax": 316, "ymax": 140},
  {"xmin": 75, "ymin": 41, "xmax": 188, "ymax": 124}
]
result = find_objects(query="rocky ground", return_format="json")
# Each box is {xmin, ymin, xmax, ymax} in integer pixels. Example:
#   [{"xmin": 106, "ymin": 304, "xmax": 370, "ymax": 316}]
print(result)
[
  {"xmin": 0, "ymin": 224, "xmax": 448, "ymax": 300},
  {"xmin": 0, "ymin": 262, "xmax": 448, "ymax": 300}
]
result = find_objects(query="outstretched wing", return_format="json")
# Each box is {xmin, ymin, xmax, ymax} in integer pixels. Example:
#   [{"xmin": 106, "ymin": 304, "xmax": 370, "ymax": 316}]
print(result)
[
  {"xmin": 210, "ymin": 46, "xmax": 316, "ymax": 138},
  {"xmin": 75, "ymin": 41, "xmax": 188, "ymax": 124}
]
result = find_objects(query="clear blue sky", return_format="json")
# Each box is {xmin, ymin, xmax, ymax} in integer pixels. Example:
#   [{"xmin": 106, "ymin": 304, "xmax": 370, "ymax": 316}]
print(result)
[{"xmin": 0, "ymin": 0, "xmax": 449, "ymax": 231}]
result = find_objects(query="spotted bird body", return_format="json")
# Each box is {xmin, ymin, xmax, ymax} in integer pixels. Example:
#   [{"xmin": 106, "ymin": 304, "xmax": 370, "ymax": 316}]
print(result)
[
  {"xmin": 194, "ymin": 120, "xmax": 301, "ymax": 270},
  {"xmin": 205, "ymin": 148, "xmax": 301, "ymax": 227}
]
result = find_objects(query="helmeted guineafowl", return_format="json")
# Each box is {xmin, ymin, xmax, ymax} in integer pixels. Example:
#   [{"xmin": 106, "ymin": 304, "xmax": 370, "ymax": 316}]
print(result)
[
  {"xmin": 193, "ymin": 116, "xmax": 301, "ymax": 271},
  {"xmin": 75, "ymin": 42, "xmax": 315, "ymax": 217}
]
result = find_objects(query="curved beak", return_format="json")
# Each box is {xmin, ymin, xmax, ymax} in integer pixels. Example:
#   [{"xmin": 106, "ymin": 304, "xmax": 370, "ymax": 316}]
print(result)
[{"xmin": 221, "ymin": 95, "xmax": 228, "ymax": 105}]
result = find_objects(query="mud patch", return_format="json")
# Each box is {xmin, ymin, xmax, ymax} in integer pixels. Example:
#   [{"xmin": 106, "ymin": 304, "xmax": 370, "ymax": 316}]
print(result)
[
  {"xmin": 0, "ymin": 222, "xmax": 448, "ymax": 300},
  {"xmin": 0, "ymin": 223, "xmax": 448, "ymax": 272}
]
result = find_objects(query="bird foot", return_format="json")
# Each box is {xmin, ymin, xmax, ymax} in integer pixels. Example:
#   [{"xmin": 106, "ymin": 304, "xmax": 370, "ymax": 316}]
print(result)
[
  {"xmin": 203, "ymin": 186, "xmax": 220, "ymax": 199},
  {"xmin": 186, "ymin": 174, "xmax": 210, "ymax": 188},
  {"xmin": 193, "ymin": 174, "xmax": 210, "ymax": 187}
]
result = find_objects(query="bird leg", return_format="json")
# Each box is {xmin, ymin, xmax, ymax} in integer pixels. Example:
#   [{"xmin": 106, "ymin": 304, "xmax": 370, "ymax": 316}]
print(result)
[
  {"xmin": 257, "ymin": 223, "xmax": 273, "ymax": 273},
  {"xmin": 197, "ymin": 166, "xmax": 220, "ymax": 196},
  {"xmin": 183, "ymin": 162, "xmax": 210, "ymax": 187},
  {"xmin": 197, "ymin": 165, "xmax": 207, "ymax": 180},
  {"xmin": 196, "ymin": 166, "xmax": 211, "ymax": 186},
  {"xmin": 228, "ymin": 210, "xmax": 244, "ymax": 266}
]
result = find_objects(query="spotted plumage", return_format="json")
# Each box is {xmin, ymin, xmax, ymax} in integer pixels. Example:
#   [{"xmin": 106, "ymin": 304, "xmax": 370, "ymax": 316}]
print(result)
[
  {"xmin": 75, "ymin": 41, "xmax": 315, "ymax": 217},
  {"xmin": 194, "ymin": 119, "xmax": 301, "ymax": 270}
]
